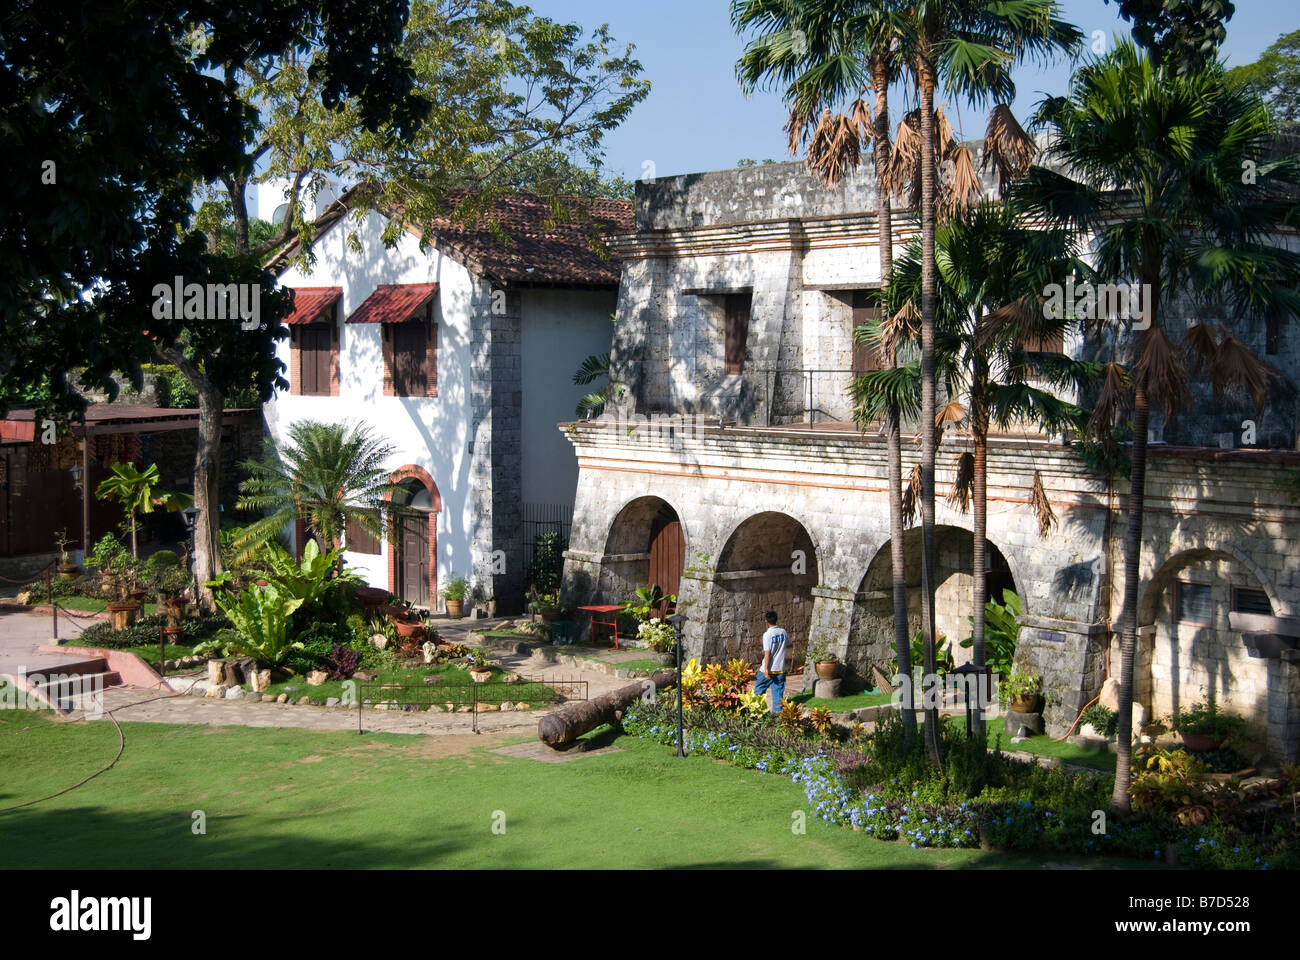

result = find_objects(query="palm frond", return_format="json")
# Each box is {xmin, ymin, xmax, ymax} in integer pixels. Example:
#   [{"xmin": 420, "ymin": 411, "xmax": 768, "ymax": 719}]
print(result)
[
  {"xmin": 1134, "ymin": 327, "xmax": 1189, "ymax": 419},
  {"xmin": 982, "ymin": 103, "xmax": 1036, "ymax": 194},
  {"xmin": 946, "ymin": 451, "xmax": 975, "ymax": 513},
  {"xmin": 1031, "ymin": 470, "xmax": 1058, "ymax": 537},
  {"xmin": 900, "ymin": 463, "xmax": 923, "ymax": 530}
]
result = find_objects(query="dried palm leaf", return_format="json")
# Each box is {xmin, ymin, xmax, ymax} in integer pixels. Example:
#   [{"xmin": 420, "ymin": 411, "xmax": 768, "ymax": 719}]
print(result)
[
  {"xmin": 900, "ymin": 463, "xmax": 923, "ymax": 529},
  {"xmin": 890, "ymin": 111, "xmax": 922, "ymax": 205},
  {"xmin": 881, "ymin": 300, "xmax": 921, "ymax": 354},
  {"xmin": 982, "ymin": 104, "xmax": 1035, "ymax": 194},
  {"xmin": 1134, "ymin": 327, "xmax": 1189, "ymax": 418},
  {"xmin": 946, "ymin": 451, "xmax": 975, "ymax": 513},
  {"xmin": 1031, "ymin": 470, "xmax": 1058, "ymax": 537},
  {"xmin": 934, "ymin": 105, "xmax": 957, "ymax": 159},
  {"xmin": 936, "ymin": 400, "xmax": 967, "ymax": 429},
  {"xmin": 944, "ymin": 143, "xmax": 981, "ymax": 214},
  {"xmin": 1212, "ymin": 335, "xmax": 1277, "ymax": 409},
  {"xmin": 806, "ymin": 109, "xmax": 862, "ymax": 189},
  {"xmin": 850, "ymin": 96, "xmax": 873, "ymax": 140},
  {"xmin": 1183, "ymin": 323, "xmax": 1221, "ymax": 375},
  {"xmin": 1087, "ymin": 362, "xmax": 1132, "ymax": 435}
]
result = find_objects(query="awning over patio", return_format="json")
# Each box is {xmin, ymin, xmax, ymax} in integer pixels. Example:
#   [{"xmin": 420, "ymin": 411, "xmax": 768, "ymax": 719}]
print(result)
[{"xmin": 345, "ymin": 283, "xmax": 438, "ymax": 324}]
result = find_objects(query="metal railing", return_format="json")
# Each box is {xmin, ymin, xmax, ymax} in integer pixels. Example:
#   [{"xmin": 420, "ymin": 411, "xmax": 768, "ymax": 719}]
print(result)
[{"xmin": 756, "ymin": 367, "xmax": 861, "ymax": 426}]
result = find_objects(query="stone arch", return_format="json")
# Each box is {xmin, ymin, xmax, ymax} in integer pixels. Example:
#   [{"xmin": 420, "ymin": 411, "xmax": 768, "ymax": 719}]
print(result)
[
  {"xmin": 384, "ymin": 464, "xmax": 442, "ymax": 608},
  {"xmin": 595, "ymin": 495, "xmax": 689, "ymax": 605},
  {"xmin": 1134, "ymin": 546, "xmax": 1273, "ymax": 727},
  {"xmin": 701, "ymin": 511, "xmax": 819, "ymax": 666},
  {"xmin": 846, "ymin": 526, "xmax": 1021, "ymax": 687}
]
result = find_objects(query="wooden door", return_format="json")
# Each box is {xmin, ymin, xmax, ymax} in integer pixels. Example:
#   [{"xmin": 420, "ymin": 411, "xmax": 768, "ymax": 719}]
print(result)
[
  {"xmin": 851, "ymin": 290, "xmax": 883, "ymax": 375},
  {"xmin": 648, "ymin": 514, "xmax": 685, "ymax": 601},
  {"xmin": 401, "ymin": 514, "xmax": 429, "ymax": 605},
  {"xmin": 724, "ymin": 293, "xmax": 751, "ymax": 375}
]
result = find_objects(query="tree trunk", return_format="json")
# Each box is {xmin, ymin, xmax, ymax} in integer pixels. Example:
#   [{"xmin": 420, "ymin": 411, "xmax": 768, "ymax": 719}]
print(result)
[
  {"xmin": 155, "ymin": 344, "xmax": 224, "ymax": 613},
  {"xmin": 537, "ymin": 670, "xmax": 678, "ymax": 747},
  {"xmin": 872, "ymin": 56, "xmax": 914, "ymax": 749},
  {"xmin": 129, "ymin": 512, "xmax": 138, "ymax": 559},
  {"xmin": 918, "ymin": 55, "xmax": 942, "ymax": 768},
  {"xmin": 1112, "ymin": 384, "xmax": 1149, "ymax": 812},
  {"xmin": 971, "ymin": 381, "xmax": 988, "ymax": 738}
]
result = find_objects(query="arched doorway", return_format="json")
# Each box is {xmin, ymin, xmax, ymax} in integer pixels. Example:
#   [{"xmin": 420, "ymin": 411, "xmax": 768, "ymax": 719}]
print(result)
[
  {"xmin": 848, "ymin": 526, "xmax": 1020, "ymax": 686},
  {"xmin": 599, "ymin": 496, "xmax": 686, "ymax": 604},
  {"xmin": 1137, "ymin": 549, "xmax": 1273, "ymax": 726},
  {"xmin": 385, "ymin": 465, "xmax": 441, "ymax": 609},
  {"xmin": 703, "ymin": 512, "xmax": 818, "ymax": 667}
]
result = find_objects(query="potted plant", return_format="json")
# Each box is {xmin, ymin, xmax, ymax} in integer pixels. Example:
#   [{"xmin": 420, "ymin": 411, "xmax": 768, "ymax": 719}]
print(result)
[
  {"xmin": 638, "ymin": 617, "xmax": 677, "ymax": 665},
  {"xmin": 1002, "ymin": 669, "xmax": 1042, "ymax": 713},
  {"xmin": 809, "ymin": 637, "xmax": 839, "ymax": 680},
  {"xmin": 1174, "ymin": 700, "xmax": 1248, "ymax": 752},
  {"xmin": 468, "ymin": 648, "xmax": 493, "ymax": 682},
  {"xmin": 441, "ymin": 573, "xmax": 469, "ymax": 618},
  {"xmin": 529, "ymin": 587, "xmax": 562, "ymax": 624},
  {"xmin": 147, "ymin": 553, "xmax": 189, "ymax": 630},
  {"xmin": 54, "ymin": 529, "xmax": 78, "ymax": 579}
]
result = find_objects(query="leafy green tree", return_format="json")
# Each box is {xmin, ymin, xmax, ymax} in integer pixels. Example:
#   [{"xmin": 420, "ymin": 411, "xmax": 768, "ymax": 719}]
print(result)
[
  {"xmin": 1016, "ymin": 38, "xmax": 1300, "ymax": 810},
  {"xmin": 233, "ymin": 420, "xmax": 402, "ymax": 565},
  {"xmin": 1226, "ymin": 29, "xmax": 1300, "ymax": 127},
  {"xmin": 573, "ymin": 353, "xmax": 614, "ymax": 417},
  {"xmin": 1103, "ymin": 0, "xmax": 1234, "ymax": 73}
]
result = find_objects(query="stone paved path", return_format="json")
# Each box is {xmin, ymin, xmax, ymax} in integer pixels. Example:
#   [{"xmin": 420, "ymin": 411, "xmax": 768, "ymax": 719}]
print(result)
[{"xmin": 0, "ymin": 607, "xmax": 90, "ymax": 676}]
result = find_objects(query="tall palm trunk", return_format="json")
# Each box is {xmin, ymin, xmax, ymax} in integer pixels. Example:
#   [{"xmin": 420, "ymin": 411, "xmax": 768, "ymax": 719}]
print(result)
[
  {"xmin": 872, "ymin": 57, "xmax": 916, "ymax": 748},
  {"xmin": 918, "ymin": 54, "xmax": 942, "ymax": 767},
  {"xmin": 1113, "ymin": 383, "xmax": 1149, "ymax": 811},
  {"xmin": 970, "ymin": 355, "xmax": 989, "ymax": 737}
]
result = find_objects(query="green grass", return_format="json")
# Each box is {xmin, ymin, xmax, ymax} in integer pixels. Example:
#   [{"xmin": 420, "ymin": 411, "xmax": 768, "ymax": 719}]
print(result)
[
  {"xmin": 257, "ymin": 663, "xmax": 555, "ymax": 706},
  {"xmin": 988, "ymin": 726, "xmax": 1118, "ymax": 772},
  {"xmin": 50, "ymin": 596, "xmax": 158, "ymax": 617},
  {"xmin": 0, "ymin": 709, "xmax": 1135, "ymax": 869},
  {"xmin": 791, "ymin": 689, "xmax": 893, "ymax": 711},
  {"xmin": 121, "ymin": 644, "xmax": 198, "ymax": 668},
  {"xmin": 613, "ymin": 658, "xmax": 666, "ymax": 673}
]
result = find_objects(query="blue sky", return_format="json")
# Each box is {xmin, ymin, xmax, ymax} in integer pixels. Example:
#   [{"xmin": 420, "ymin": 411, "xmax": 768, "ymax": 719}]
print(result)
[{"xmin": 527, "ymin": 0, "xmax": 1297, "ymax": 181}]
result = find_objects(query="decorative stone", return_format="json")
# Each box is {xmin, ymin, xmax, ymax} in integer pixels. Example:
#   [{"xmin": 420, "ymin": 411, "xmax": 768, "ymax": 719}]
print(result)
[
  {"xmin": 480, "ymin": 703, "xmax": 499, "ymax": 712},
  {"xmin": 276, "ymin": 693, "xmax": 288, "ymax": 704},
  {"xmin": 306, "ymin": 670, "xmax": 327, "ymax": 686},
  {"xmin": 251, "ymin": 669, "xmax": 271, "ymax": 693},
  {"xmin": 224, "ymin": 687, "xmax": 243, "ymax": 700},
  {"xmin": 427, "ymin": 704, "xmax": 442, "ymax": 712},
  {"xmin": 1079, "ymin": 723, "xmax": 1100, "ymax": 739},
  {"xmin": 261, "ymin": 693, "xmax": 275, "ymax": 702},
  {"xmin": 207, "ymin": 660, "xmax": 226, "ymax": 684},
  {"xmin": 354, "ymin": 670, "xmax": 377, "ymax": 682},
  {"xmin": 457, "ymin": 705, "xmax": 473, "ymax": 713},
  {"xmin": 371, "ymin": 634, "xmax": 389, "ymax": 650},
  {"xmin": 499, "ymin": 702, "xmax": 513, "ymax": 711},
  {"xmin": 1098, "ymin": 677, "xmax": 1120, "ymax": 712},
  {"xmin": 422, "ymin": 640, "xmax": 437, "ymax": 664},
  {"xmin": 515, "ymin": 702, "xmax": 531, "ymax": 710},
  {"xmin": 204, "ymin": 684, "xmax": 225, "ymax": 699},
  {"xmin": 325, "ymin": 697, "xmax": 340, "ymax": 708},
  {"xmin": 1003, "ymin": 709, "xmax": 1044, "ymax": 736},
  {"xmin": 297, "ymin": 695, "xmax": 311, "ymax": 705},
  {"xmin": 445, "ymin": 702, "xmax": 455, "ymax": 711},
  {"xmin": 813, "ymin": 678, "xmax": 842, "ymax": 700}
]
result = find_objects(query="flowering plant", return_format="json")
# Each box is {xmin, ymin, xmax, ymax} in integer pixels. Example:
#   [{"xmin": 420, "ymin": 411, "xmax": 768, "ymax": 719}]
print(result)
[{"xmin": 637, "ymin": 618, "xmax": 677, "ymax": 652}]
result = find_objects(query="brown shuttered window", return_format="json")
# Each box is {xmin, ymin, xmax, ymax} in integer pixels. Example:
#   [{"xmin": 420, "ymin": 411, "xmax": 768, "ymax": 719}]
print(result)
[
  {"xmin": 724, "ymin": 293, "xmax": 751, "ymax": 375},
  {"xmin": 297, "ymin": 323, "xmax": 333, "ymax": 396},
  {"xmin": 345, "ymin": 513, "xmax": 381, "ymax": 555},
  {"xmin": 852, "ymin": 290, "xmax": 884, "ymax": 375},
  {"xmin": 392, "ymin": 322, "xmax": 427, "ymax": 396}
]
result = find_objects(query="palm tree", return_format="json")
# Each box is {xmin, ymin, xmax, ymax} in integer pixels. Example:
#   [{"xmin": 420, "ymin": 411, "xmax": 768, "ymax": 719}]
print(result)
[
  {"xmin": 1016, "ymin": 39, "xmax": 1300, "ymax": 810},
  {"xmin": 734, "ymin": 0, "xmax": 919, "ymax": 745},
  {"xmin": 96, "ymin": 462, "xmax": 162, "ymax": 559},
  {"xmin": 233, "ymin": 420, "xmax": 403, "ymax": 566},
  {"xmin": 899, "ymin": 0, "xmax": 1081, "ymax": 766},
  {"xmin": 573, "ymin": 353, "xmax": 613, "ymax": 417},
  {"xmin": 882, "ymin": 201, "xmax": 1097, "ymax": 735}
]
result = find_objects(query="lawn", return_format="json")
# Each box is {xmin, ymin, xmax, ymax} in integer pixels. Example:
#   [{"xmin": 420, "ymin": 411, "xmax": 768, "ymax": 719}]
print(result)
[
  {"xmin": 790, "ymin": 689, "xmax": 893, "ymax": 712},
  {"xmin": 46, "ymin": 596, "xmax": 159, "ymax": 617},
  {"xmin": 0, "ymin": 709, "xmax": 1133, "ymax": 869},
  {"xmin": 255, "ymin": 662, "xmax": 558, "ymax": 706},
  {"xmin": 987, "ymin": 725, "xmax": 1118, "ymax": 772},
  {"xmin": 121, "ymin": 643, "xmax": 198, "ymax": 668}
]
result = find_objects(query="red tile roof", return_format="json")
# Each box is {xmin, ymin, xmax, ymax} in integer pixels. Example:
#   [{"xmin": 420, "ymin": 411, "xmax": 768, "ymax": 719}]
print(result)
[
  {"xmin": 345, "ymin": 283, "xmax": 439, "ymax": 325},
  {"xmin": 269, "ymin": 190, "xmax": 633, "ymax": 289},
  {"xmin": 284, "ymin": 287, "xmax": 342, "ymax": 325}
]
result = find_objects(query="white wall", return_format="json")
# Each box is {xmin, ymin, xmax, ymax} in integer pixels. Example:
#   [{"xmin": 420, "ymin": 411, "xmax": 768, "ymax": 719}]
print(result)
[
  {"xmin": 520, "ymin": 289, "xmax": 617, "ymax": 507},
  {"xmin": 267, "ymin": 210, "xmax": 481, "ymax": 599}
]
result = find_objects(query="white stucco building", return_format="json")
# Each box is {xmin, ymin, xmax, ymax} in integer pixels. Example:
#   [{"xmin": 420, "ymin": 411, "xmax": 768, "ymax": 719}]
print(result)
[{"xmin": 267, "ymin": 191, "xmax": 630, "ymax": 612}]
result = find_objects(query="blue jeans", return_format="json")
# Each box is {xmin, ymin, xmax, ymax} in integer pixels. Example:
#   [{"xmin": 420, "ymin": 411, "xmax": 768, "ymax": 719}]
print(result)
[{"xmin": 754, "ymin": 669, "xmax": 786, "ymax": 713}]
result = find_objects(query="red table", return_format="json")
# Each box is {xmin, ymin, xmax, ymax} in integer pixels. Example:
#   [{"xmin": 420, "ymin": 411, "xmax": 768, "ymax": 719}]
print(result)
[{"xmin": 579, "ymin": 604, "xmax": 627, "ymax": 648}]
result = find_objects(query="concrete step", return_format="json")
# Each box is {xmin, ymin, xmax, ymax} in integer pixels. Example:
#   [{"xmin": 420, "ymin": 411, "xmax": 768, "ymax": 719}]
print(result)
[
  {"xmin": 27, "ymin": 657, "xmax": 112, "ymax": 678},
  {"xmin": 30, "ymin": 669, "xmax": 121, "ymax": 713}
]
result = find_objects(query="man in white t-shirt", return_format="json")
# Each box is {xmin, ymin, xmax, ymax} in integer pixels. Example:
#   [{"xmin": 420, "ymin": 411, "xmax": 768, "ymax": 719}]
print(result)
[{"xmin": 754, "ymin": 610, "xmax": 789, "ymax": 713}]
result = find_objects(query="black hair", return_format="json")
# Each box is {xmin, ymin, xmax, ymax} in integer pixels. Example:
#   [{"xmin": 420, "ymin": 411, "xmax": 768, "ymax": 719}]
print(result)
[{"xmin": 764, "ymin": 610, "xmax": 778, "ymax": 625}]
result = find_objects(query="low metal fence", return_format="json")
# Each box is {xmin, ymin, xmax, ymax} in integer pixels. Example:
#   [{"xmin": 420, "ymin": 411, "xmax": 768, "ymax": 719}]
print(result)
[{"xmin": 357, "ymin": 676, "xmax": 588, "ymax": 734}]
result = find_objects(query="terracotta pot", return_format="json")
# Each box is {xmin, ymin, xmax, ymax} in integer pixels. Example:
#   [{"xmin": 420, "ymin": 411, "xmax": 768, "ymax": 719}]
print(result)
[
  {"xmin": 161, "ymin": 626, "xmax": 183, "ymax": 645},
  {"xmin": 392, "ymin": 619, "xmax": 424, "ymax": 640},
  {"xmin": 1010, "ymin": 694, "xmax": 1039, "ymax": 713},
  {"xmin": 57, "ymin": 563, "xmax": 78, "ymax": 580},
  {"xmin": 815, "ymin": 660, "xmax": 839, "ymax": 681},
  {"xmin": 539, "ymin": 608, "xmax": 560, "ymax": 624},
  {"xmin": 129, "ymin": 588, "xmax": 149, "ymax": 602},
  {"xmin": 1180, "ymin": 732, "xmax": 1223, "ymax": 753},
  {"xmin": 445, "ymin": 599, "xmax": 464, "ymax": 618}
]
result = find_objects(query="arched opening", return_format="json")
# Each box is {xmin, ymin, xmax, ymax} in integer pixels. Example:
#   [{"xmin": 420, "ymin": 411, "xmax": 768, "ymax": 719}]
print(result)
[
  {"xmin": 598, "ymin": 496, "xmax": 686, "ymax": 607},
  {"xmin": 703, "ymin": 512, "xmax": 818, "ymax": 667},
  {"xmin": 1136, "ymin": 549, "xmax": 1272, "ymax": 727},
  {"xmin": 848, "ymin": 526, "xmax": 1020, "ymax": 688},
  {"xmin": 384, "ymin": 465, "xmax": 441, "ymax": 610}
]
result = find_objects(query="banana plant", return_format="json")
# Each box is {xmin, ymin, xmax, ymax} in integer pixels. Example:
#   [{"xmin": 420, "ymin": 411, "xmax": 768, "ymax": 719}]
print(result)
[{"xmin": 209, "ymin": 582, "xmax": 305, "ymax": 667}]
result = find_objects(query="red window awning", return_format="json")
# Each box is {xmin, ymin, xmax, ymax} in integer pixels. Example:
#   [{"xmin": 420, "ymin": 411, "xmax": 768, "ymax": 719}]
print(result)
[
  {"xmin": 283, "ymin": 287, "xmax": 343, "ymax": 326},
  {"xmin": 346, "ymin": 283, "xmax": 438, "ymax": 324}
]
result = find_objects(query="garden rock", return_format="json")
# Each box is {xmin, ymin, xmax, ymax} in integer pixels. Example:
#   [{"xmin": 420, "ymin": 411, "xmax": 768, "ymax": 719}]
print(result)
[
  {"xmin": 480, "ymin": 703, "xmax": 498, "ymax": 712},
  {"xmin": 207, "ymin": 660, "xmax": 226, "ymax": 685},
  {"xmin": 813, "ymin": 678, "xmax": 842, "ymax": 700},
  {"xmin": 261, "ymin": 693, "xmax": 275, "ymax": 702},
  {"xmin": 500, "ymin": 702, "xmax": 513, "ymax": 711},
  {"xmin": 251, "ymin": 669, "xmax": 271, "ymax": 692},
  {"xmin": 427, "ymin": 704, "xmax": 442, "ymax": 712},
  {"xmin": 1079, "ymin": 723, "xmax": 1101, "ymax": 738},
  {"xmin": 354, "ymin": 670, "xmax": 377, "ymax": 682},
  {"xmin": 224, "ymin": 687, "xmax": 243, "ymax": 700},
  {"xmin": 371, "ymin": 634, "xmax": 388, "ymax": 650},
  {"xmin": 306, "ymin": 670, "xmax": 327, "ymax": 686},
  {"xmin": 204, "ymin": 684, "xmax": 226, "ymax": 699},
  {"xmin": 276, "ymin": 693, "xmax": 288, "ymax": 704},
  {"xmin": 1098, "ymin": 677, "xmax": 1120, "ymax": 712},
  {"xmin": 325, "ymin": 697, "xmax": 340, "ymax": 708},
  {"xmin": 515, "ymin": 702, "xmax": 531, "ymax": 710},
  {"xmin": 457, "ymin": 705, "xmax": 473, "ymax": 713},
  {"xmin": 1003, "ymin": 709, "xmax": 1044, "ymax": 736},
  {"xmin": 297, "ymin": 696, "xmax": 311, "ymax": 706}
]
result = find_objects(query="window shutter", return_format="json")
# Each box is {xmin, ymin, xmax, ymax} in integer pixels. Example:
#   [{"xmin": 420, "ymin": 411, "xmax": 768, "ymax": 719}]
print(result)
[
  {"xmin": 330, "ymin": 322, "xmax": 340, "ymax": 396},
  {"xmin": 425, "ymin": 320, "xmax": 438, "ymax": 397},
  {"xmin": 382, "ymin": 325, "xmax": 394, "ymax": 396},
  {"xmin": 724, "ymin": 293, "xmax": 751, "ymax": 375},
  {"xmin": 345, "ymin": 513, "xmax": 381, "ymax": 555},
  {"xmin": 851, "ymin": 290, "xmax": 883, "ymax": 374},
  {"xmin": 290, "ymin": 327, "xmax": 301, "ymax": 395}
]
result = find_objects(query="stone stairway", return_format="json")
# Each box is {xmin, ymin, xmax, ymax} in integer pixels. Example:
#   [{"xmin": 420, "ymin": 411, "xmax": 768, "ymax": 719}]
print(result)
[{"xmin": 23, "ymin": 656, "xmax": 121, "ymax": 714}]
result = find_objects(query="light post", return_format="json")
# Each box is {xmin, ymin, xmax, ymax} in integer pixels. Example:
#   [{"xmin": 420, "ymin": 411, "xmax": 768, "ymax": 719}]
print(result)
[
  {"xmin": 181, "ymin": 506, "xmax": 199, "ymax": 606},
  {"xmin": 666, "ymin": 612, "xmax": 686, "ymax": 758}
]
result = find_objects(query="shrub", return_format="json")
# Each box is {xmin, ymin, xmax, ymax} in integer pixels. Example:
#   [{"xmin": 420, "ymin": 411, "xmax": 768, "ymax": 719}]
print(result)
[
  {"xmin": 322, "ymin": 643, "xmax": 359, "ymax": 681},
  {"xmin": 295, "ymin": 621, "xmax": 355, "ymax": 662},
  {"xmin": 1080, "ymin": 703, "xmax": 1118, "ymax": 738},
  {"xmin": 1173, "ymin": 700, "xmax": 1250, "ymax": 740},
  {"xmin": 529, "ymin": 531, "xmax": 562, "ymax": 595}
]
